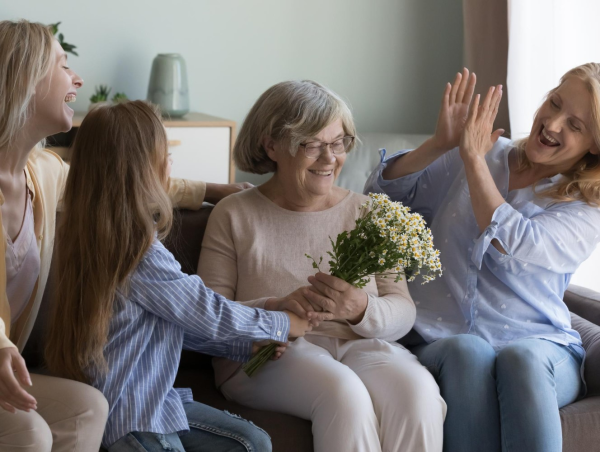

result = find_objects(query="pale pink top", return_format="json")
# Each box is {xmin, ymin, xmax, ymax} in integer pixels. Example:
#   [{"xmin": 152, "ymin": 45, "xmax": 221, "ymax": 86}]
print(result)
[
  {"xmin": 198, "ymin": 188, "xmax": 416, "ymax": 386},
  {"xmin": 4, "ymin": 190, "xmax": 40, "ymax": 323}
]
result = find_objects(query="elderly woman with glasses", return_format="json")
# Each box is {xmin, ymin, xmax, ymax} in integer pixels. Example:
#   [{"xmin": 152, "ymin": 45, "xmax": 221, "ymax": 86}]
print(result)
[{"xmin": 197, "ymin": 80, "xmax": 446, "ymax": 452}]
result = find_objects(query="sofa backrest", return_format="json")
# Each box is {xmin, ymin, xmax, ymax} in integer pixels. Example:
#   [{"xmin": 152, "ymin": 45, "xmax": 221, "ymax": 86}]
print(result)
[
  {"xmin": 23, "ymin": 205, "xmax": 600, "ymax": 378},
  {"xmin": 336, "ymin": 132, "xmax": 429, "ymax": 193}
]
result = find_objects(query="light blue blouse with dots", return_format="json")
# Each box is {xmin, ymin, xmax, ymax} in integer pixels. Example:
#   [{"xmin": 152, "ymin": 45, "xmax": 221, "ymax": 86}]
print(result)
[{"xmin": 364, "ymin": 137, "xmax": 600, "ymax": 357}]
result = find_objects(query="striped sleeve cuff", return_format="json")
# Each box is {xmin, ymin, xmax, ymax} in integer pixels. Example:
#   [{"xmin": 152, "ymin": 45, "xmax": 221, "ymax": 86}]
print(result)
[{"xmin": 268, "ymin": 311, "xmax": 290, "ymax": 342}]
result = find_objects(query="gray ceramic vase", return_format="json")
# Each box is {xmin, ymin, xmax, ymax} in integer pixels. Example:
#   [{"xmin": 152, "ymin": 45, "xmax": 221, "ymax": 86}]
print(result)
[{"xmin": 147, "ymin": 53, "xmax": 189, "ymax": 117}]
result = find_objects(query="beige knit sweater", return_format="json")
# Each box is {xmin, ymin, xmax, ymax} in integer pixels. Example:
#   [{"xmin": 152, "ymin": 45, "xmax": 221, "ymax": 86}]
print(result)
[{"xmin": 197, "ymin": 187, "xmax": 416, "ymax": 386}]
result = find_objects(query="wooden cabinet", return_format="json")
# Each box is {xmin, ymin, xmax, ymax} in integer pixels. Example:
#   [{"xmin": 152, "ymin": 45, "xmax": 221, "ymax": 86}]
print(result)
[{"xmin": 48, "ymin": 112, "xmax": 236, "ymax": 183}]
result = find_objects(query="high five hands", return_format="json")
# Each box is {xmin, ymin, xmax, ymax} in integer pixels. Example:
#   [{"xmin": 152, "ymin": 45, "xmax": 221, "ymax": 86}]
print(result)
[
  {"xmin": 431, "ymin": 68, "xmax": 504, "ymax": 156},
  {"xmin": 459, "ymin": 85, "xmax": 505, "ymax": 161},
  {"xmin": 431, "ymin": 68, "xmax": 477, "ymax": 152}
]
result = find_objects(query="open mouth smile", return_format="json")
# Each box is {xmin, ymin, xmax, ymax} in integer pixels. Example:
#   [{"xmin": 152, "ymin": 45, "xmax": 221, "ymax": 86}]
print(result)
[
  {"xmin": 538, "ymin": 126, "xmax": 560, "ymax": 147},
  {"xmin": 309, "ymin": 170, "xmax": 333, "ymax": 177}
]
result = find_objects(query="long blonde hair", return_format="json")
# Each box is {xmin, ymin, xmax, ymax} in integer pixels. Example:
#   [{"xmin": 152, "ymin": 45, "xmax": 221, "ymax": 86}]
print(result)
[
  {"xmin": 516, "ymin": 63, "xmax": 600, "ymax": 206},
  {"xmin": 45, "ymin": 101, "xmax": 173, "ymax": 383},
  {"xmin": 0, "ymin": 20, "xmax": 54, "ymax": 150}
]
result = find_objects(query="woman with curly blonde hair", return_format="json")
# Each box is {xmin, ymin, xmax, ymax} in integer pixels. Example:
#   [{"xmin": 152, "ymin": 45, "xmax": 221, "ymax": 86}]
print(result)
[{"xmin": 366, "ymin": 64, "xmax": 600, "ymax": 452}]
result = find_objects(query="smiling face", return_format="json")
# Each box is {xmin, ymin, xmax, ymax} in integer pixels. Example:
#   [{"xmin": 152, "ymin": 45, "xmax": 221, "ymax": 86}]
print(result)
[
  {"xmin": 30, "ymin": 39, "xmax": 83, "ymax": 137},
  {"xmin": 525, "ymin": 76, "xmax": 598, "ymax": 172},
  {"xmin": 268, "ymin": 118, "xmax": 347, "ymax": 202}
]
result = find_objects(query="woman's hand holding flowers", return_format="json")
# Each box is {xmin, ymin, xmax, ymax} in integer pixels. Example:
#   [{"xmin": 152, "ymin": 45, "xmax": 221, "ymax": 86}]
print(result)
[{"xmin": 305, "ymin": 273, "xmax": 368, "ymax": 325}]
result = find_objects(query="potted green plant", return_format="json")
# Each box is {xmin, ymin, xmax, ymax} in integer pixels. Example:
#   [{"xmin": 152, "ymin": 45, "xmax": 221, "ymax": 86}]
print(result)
[
  {"xmin": 48, "ymin": 22, "xmax": 78, "ymax": 56},
  {"xmin": 89, "ymin": 85, "xmax": 112, "ymax": 110},
  {"xmin": 112, "ymin": 92, "xmax": 129, "ymax": 103}
]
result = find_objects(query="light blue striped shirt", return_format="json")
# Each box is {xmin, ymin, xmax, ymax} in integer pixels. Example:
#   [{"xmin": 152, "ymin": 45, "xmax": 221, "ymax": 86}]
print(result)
[
  {"xmin": 90, "ymin": 240, "xmax": 290, "ymax": 448},
  {"xmin": 365, "ymin": 137, "xmax": 600, "ymax": 355}
]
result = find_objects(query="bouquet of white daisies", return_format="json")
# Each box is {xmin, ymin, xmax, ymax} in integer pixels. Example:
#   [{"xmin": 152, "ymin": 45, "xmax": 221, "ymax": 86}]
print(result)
[{"xmin": 243, "ymin": 193, "xmax": 442, "ymax": 376}]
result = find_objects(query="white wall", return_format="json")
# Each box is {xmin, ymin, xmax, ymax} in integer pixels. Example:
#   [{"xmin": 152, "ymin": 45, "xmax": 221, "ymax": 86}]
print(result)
[{"xmin": 3, "ymin": 0, "xmax": 463, "ymax": 183}]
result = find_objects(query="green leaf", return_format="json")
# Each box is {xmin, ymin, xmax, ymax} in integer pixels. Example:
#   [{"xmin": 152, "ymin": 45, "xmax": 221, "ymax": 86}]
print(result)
[
  {"xmin": 49, "ymin": 22, "xmax": 61, "ymax": 35},
  {"xmin": 112, "ymin": 92, "xmax": 128, "ymax": 103}
]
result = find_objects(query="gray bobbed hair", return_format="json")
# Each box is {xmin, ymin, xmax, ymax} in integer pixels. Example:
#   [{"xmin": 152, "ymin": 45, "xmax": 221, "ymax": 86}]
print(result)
[{"xmin": 234, "ymin": 80, "xmax": 356, "ymax": 174}]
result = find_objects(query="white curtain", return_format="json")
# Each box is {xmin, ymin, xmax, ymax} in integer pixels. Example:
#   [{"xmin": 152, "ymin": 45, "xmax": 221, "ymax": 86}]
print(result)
[{"xmin": 507, "ymin": 0, "xmax": 600, "ymax": 291}]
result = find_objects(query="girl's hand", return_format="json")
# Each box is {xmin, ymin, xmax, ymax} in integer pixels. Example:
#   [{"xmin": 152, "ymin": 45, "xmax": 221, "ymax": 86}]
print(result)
[
  {"xmin": 265, "ymin": 288, "xmax": 334, "ymax": 327},
  {"xmin": 459, "ymin": 85, "xmax": 505, "ymax": 162},
  {"xmin": 304, "ymin": 273, "xmax": 368, "ymax": 324},
  {"xmin": 0, "ymin": 347, "xmax": 37, "ymax": 413},
  {"xmin": 284, "ymin": 311, "xmax": 312, "ymax": 338},
  {"xmin": 431, "ymin": 68, "xmax": 477, "ymax": 152},
  {"xmin": 252, "ymin": 340, "xmax": 288, "ymax": 360}
]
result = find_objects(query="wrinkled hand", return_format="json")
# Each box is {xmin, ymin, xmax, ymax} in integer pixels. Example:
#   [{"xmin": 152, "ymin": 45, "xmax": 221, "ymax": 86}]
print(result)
[
  {"xmin": 305, "ymin": 273, "xmax": 368, "ymax": 324},
  {"xmin": 205, "ymin": 182, "xmax": 254, "ymax": 204},
  {"xmin": 265, "ymin": 287, "xmax": 334, "ymax": 328},
  {"xmin": 431, "ymin": 68, "xmax": 477, "ymax": 152},
  {"xmin": 459, "ymin": 85, "xmax": 505, "ymax": 161},
  {"xmin": 0, "ymin": 347, "xmax": 36, "ymax": 413},
  {"xmin": 252, "ymin": 340, "xmax": 288, "ymax": 360}
]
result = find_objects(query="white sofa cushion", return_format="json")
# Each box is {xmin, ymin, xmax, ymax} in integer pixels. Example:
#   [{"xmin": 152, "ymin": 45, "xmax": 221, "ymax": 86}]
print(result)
[{"xmin": 336, "ymin": 132, "xmax": 430, "ymax": 193}]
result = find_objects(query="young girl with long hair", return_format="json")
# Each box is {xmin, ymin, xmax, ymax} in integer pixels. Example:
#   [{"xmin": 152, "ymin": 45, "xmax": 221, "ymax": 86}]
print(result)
[{"xmin": 45, "ymin": 100, "xmax": 312, "ymax": 452}]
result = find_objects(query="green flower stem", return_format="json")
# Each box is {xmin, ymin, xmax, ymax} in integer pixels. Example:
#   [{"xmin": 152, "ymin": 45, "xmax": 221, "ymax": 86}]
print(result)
[{"xmin": 243, "ymin": 343, "xmax": 278, "ymax": 377}]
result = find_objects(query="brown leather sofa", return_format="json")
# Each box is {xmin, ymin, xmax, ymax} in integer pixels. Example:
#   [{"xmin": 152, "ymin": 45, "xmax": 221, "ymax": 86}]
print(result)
[{"xmin": 23, "ymin": 206, "xmax": 600, "ymax": 452}]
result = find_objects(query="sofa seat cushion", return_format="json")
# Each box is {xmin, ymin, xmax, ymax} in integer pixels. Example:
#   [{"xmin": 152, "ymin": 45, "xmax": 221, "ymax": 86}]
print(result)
[{"xmin": 560, "ymin": 396, "xmax": 600, "ymax": 452}]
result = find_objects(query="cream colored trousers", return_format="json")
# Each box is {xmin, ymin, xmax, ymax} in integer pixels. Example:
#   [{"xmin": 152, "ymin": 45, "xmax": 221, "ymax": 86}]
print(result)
[
  {"xmin": 221, "ymin": 336, "xmax": 446, "ymax": 452},
  {"xmin": 0, "ymin": 373, "xmax": 108, "ymax": 452}
]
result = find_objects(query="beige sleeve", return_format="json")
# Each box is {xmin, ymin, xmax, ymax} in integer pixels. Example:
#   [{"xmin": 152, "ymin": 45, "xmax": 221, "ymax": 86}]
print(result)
[
  {"xmin": 58, "ymin": 157, "xmax": 70, "ymax": 205},
  {"xmin": 52, "ymin": 155, "xmax": 206, "ymax": 211},
  {"xmin": 197, "ymin": 203, "xmax": 268, "ymax": 309},
  {"xmin": 0, "ymin": 318, "xmax": 17, "ymax": 350},
  {"xmin": 168, "ymin": 178, "xmax": 206, "ymax": 210},
  {"xmin": 348, "ymin": 275, "xmax": 416, "ymax": 342}
]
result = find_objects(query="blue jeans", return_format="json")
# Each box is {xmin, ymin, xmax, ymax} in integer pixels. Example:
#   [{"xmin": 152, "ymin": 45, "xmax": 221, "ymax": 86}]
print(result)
[
  {"xmin": 411, "ymin": 335, "xmax": 583, "ymax": 452},
  {"xmin": 108, "ymin": 401, "xmax": 271, "ymax": 452}
]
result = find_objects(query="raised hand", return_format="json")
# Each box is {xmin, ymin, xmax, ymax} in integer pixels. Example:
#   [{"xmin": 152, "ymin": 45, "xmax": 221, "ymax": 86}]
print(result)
[
  {"xmin": 0, "ymin": 347, "xmax": 36, "ymax": 413},
  {"xmin": 432, "ymin": 68, "xmax": 477, "ymax": 152},
  {"xmin": 460, "ymin": 85, "xmax": 505, "ymax": 161}
]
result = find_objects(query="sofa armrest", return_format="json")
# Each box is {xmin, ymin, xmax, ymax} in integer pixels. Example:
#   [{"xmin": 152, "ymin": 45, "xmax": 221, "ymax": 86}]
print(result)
[
  {"xmin": 564, "ymin": 285, "xmax": 600, "ymax": 326},
  {"xmin": 571, "ymin": 313, "xmax": 600, "ymax": 397}
]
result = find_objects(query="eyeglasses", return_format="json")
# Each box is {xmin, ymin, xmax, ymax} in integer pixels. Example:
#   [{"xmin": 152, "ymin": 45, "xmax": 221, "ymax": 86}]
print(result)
[{"xmin": 299, "ymin": 136, "xmax": 355, "ymax": 159}]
